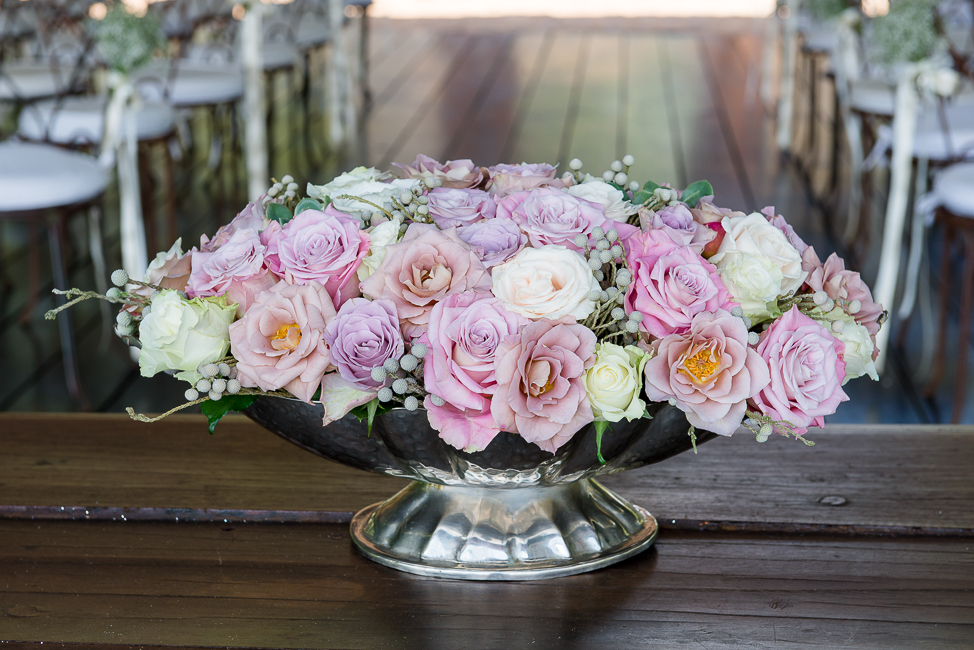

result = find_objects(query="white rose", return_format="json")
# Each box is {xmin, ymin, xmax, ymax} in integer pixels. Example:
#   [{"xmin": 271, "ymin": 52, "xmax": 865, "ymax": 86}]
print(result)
[
  {"xmin": 357, "ymin": 216, "xmax": 403, "ymax": 281},
  {"xmin": 821, "ymin": 307, "xmax": 878, "ymax": 383},
  {"xmin": 585, "ymin": 343, "xmax": 650, "ymax": 422},
  {"xmin": 306, "ymin": 166, "xmax": 386, "ymax": 201},
  {"xmin": 138, "ymin": 291, "xmax": 235, "ymax": 383},
  {"xmin": 566, "ymin": 180, "xmax": 637, "ymax": 222},
  {"xmin": 711, "ymin": 250, "xmax": 783, "ymax": 319},
  {"xmin": 490, "ymin": 245, "xmax": 599, "ymax": 321},
  {"xmin": 325, "ymin": 178, "xmax": 422, "ymax": 215},
  {"xmin": 711, "ymin": 212, "xmax": 806, "ymax": 294}
]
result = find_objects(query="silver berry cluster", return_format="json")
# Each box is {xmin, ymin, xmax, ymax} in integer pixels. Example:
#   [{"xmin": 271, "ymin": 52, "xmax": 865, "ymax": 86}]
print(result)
[
  {"xmin": 574, "ymin": 228, "xmax": 645, "ymax": 340},
  {"xmin": 372, "ymin": 343, "xmax": 429, "ymax": 411},
  {"xmin": 568, "ymin": 155, "xmax": 639, "ymax": 193},
  {"xmin": 266, "ymin": 174, "xmax": 298, "ymax": 201},
  {"xmin": 387, "ymin": 177, "xmax": 441, "ymax": 228},
  {"xmin": 185, "ymin": 362, "xmax": 240, "ymax": 402}
]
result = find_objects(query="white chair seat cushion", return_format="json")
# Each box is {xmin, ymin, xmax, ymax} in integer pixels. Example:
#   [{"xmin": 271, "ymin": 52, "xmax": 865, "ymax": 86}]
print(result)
[
  {"xmin": 261, "ymin": 43, "xmax": 300, "ymax": 71},
  {"xmin": 850, "ymin": 80, "xmax": 896, "ymax": 117},
  {"xmin": 17, "ymin": 96, "xmax": 176, "ymax": 146},
  {"xmin": 0, "ymin": 142, "xmax": 108, "ymax": 212},
  {"xmin": 133, "ymin": 61, "xmax": 244, "ymax": 107},
  {"xmin": 0, "ymin": 62, "xmax": 74, "ymax": 101},
  {"xmin": 914, "ymin": 99, "xmax": 974, "ymax": 162},
  {"xmin": 801, "ymin": 26, "xmax": 836, "ymax": 53},
  {"xmin": 933, "ymin": 163, "xmax": 974, "ymax": 217}
]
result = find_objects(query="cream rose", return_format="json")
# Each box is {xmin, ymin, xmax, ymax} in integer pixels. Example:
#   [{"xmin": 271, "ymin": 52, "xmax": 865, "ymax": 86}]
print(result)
[
  {"xmin": 708, "ymin": 250, "xmax": 783, "ymax": 320},
  {"xmin": 709, "ymin": 213, "xmax": 806, "ymax": 320},
  {"xmin": 821, "ymin": 307, "xmax": 878, "ymax": 383},
  {"xmin": 307, "ymin": 166, "xmax": 385, "ymax": 201},
  {"xmin": 138, "ymin": 291, "xmax": 235, "ymax": 383},
  {"xmin": 490, "ymin": 246, "xmax": 599, "ymax": 321},
  {"xmin": 357, "ymin": 216, "xmax": 403, "ymax": 281},
  {"xmin": 584, "ymin": 343, "xmax": 651, "ymax": 422},
  {"xmin": 566, "ymin": 180, "xmax": 637, "ymax": 222},
  {"xmin": 311, "ymin": 176, "xmax": 421, "ymax": 215}
]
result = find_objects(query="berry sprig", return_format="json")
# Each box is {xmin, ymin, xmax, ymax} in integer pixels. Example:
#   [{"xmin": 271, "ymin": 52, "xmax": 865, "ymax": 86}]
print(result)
[{"xmin": 372, "ymin": 343, "xmax": 430, "ymax": 411}]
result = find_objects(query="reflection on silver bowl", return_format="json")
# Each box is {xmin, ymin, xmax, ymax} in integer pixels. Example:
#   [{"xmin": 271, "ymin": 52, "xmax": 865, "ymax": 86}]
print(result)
[{"xmin": 244, "ymin": 397, "xmax": 714, "ymax": 580}]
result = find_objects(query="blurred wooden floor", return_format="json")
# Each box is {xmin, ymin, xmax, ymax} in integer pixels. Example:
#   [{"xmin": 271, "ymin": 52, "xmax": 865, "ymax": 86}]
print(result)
[{"xmin": 0, "ymin": 17, "xmax": 964, "ymax": 423}]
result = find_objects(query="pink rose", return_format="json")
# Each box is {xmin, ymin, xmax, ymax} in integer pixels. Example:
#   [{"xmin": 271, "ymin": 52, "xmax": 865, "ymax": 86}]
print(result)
[
  {"xmin": 263, "ymin": 205, "xmax": 370, "ymax": 308},
  {"xmin": 201, "ymin": 200, "xmax": 267, "ymax": 252},
  {"xmin": 750, "ymin": 305, "xmax": 849, "ymax": 435},
  {"xmin": 127, "ymin": 240, "xmax": 193, "ymax": 314},
  {"xmin": 359, "ymin": 223, "xmax": 492, "ymax": 338},
  {"xmin": 426, "ymin": 187, "xmax": 496, "ymax": 228},
  {"xmin": 690, "ymin": 199, "xmax": 745, "ymax": 257},
  {"xmin": 497, "ymin": 187, "xmax": 637, "ymax": 251},
  {"xmin": 229, "ymin": 281, "xmax": 337, "ymax": 403},
  {"xmin": 392, "ymin": 154, "xmax": 484, "ymax": 189},
  {"xmin": 643, "ymin": 309, "xmax": 770, "ymax": 436},
  {"xmin": 187, "ymin": 228, "xmax": 266, "ymax": 298},
  {"xmin": 487, "ymin": 162, "xmax": 568, "ymax": 197},
  {"xmin": 223, "ymin": 268, "xmax": 279, "ymax": 317},
  {"xmin": 624, "ymin": 229, "xmax": 737, "ymax": 338},
  {"xmin": 639, "ymin": 203, "xmax": 717, "ymax": 255},
  {"xmin": 422, "ymin": 292, "xmax": 529, "ymax": 452},
  {"xmin": 761, "ymin": 206, "xmax": 808, "ymax": 254},
  {"xmin": 491, "ymin": 319, "xmax": 597, "ymax": 453},
  {"xmin": 803, "ymin": 248, "xmax": 884, "ymax": 338}
]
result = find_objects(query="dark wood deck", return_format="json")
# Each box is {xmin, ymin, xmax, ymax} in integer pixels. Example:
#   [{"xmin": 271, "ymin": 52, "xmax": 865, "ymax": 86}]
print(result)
[{"xmin": 0, "ymin": 413, "xmax": 972, "ymax": 648}]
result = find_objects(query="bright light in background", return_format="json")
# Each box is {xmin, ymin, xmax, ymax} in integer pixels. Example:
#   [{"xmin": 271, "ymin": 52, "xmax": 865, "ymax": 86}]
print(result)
[
  {"xmin": 370, "ymin": 0, "xmax": 777, "ymax": 18},
  {"xmin": 88, "ymin": 1, "xmax": 107, "ymax": 19},
  {"xmin": 862, "ymin": 0, "xmax": 890, "ymax": 17}
]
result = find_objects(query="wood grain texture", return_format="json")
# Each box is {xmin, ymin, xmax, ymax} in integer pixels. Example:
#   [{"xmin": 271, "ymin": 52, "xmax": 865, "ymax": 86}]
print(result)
[
  {"xmin": 0, "ymin": 520, "xmax": 971, "ymax": 649},
  {"xmin": 1, "ymin": 414, "xmax": 972, "ymax": 534}
]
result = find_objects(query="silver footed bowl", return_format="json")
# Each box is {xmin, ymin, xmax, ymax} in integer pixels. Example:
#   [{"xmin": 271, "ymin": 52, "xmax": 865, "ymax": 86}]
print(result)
[{"xmin": 244, "ymin": 397, "xmax": 715, "ymax": 580}]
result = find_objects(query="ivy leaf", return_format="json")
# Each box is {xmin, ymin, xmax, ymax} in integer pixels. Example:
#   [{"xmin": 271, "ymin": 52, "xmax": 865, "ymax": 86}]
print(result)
[
  {"xmin": 594, "ymin": 420, "xmax": 611, "ymax": 465},
  {"xmin": 200, "ymin": 394, "xmax": 259, "ymax": 434},
  {"xmin": 631, "ymin": 190, "xmax": 654, "ymax": 206},
  {"xmin": 266, "ymin": 202, "xmax": 293, "ymax": 225},
  {"xmin": 293, "ymin": 198, "xmax": 322, "ymax": 215},
  {"xmin": 679, "ymin": 180, "xmax": 714, "ymax": 209},
  {"xmin": 642, "ymin": 180, "xmax": 661, "ymax": 193}
]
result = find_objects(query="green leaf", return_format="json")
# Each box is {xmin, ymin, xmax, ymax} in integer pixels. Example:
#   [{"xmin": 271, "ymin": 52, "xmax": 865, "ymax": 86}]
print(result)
[
  {"xmin": 349, "ymin": 398, "xmax": 390, "ymax": 436},
  {"xmin": 266, "ymin": 202, "xmax": 293, "ymax": 225},
  {"xmin": 631, "ymin": 190, "xmax": 654, "ymax": 206},
  {"xmin": 641, "ymin": 408, "xmax": 654, "ymax": 420},
  {"xmin": 200, "ymin": 394, "xmax": 259, "ymax": 434},
  {"xmin": 688, "ymin": 424, "xmax": 698, "ymax": 454},
  {"xmin": 594, "ymin": 420, "xmax": 611, "ymax": 465},
  {"xmin": 679, "ymin": 180, "xmax": 714, "ymax": 209},
  {"xmin": 642, "ymin": 180, "xmax": 661, "ymax": 193},
  {"xmin": 294, "ymin": 198, "xmax": 322, "ymax": 215}
]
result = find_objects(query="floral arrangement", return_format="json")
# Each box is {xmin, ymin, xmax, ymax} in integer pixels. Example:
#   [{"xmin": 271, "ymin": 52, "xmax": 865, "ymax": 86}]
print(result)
[{"xmin": 48, "ymin": 155, "xmax": 885, "ymax": 455}]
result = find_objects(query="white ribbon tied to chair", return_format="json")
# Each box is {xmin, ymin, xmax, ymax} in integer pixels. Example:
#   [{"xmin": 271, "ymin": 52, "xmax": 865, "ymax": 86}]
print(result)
[
  {"xmin": 871, "ymin": 62, "xmax": 960, "ymax": 374},
  {"xmin": 99, "ymin": 71, "xmax": 149, "ymax": 284}
]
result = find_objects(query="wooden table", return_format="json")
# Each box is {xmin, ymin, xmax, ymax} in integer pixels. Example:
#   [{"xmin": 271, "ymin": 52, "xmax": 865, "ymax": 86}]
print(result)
[{"xmin": 1, "ymin": 413, "xmax": 972, "ymax": 648}]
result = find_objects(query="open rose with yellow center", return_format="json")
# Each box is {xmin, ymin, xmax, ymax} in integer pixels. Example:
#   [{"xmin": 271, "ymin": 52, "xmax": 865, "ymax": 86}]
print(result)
[
  {"xmin": 643, "ymin": 309, "xmax": 770, "ymax": 436},
  {"xmin": 229, "ymin": 280, "xmax": 336, "ymax": 403}
]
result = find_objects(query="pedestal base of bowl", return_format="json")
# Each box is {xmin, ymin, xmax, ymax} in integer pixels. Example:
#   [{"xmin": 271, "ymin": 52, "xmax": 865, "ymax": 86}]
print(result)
[{"xmin": 349, "ymin": 478, "xmax": 657, "ymax": 581}]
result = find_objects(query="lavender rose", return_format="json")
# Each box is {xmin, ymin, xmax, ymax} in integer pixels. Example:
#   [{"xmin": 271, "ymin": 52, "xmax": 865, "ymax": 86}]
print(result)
[
  {"xmin": 263, "ymin": 205, "xmax": 370, "ymax": 308},
  {"xmin": 624, "ymin": 229, "xmax": 737, "ymax": 338},
  {"xmin": 422, "ymin": 292, "xmax": 528, "ymax": 452},
  {"xmin": 497, "ymin": 187, "xmax": 636, "ymax": 251},
  {"xmin": 323, "ymin": 297, "xmax": 405, "ymax": 390},
  {"xmin": 392, "ymin": 154, "xmax": 483, "ymax": 189},
  {"xmin": 491, "ymin": 319, "xmax": 597, "ymax": 453},
  {"xmin": 229, "ymin": 281, "xmax": 337, "ymax": 403},
  {"xmin": 359, "ymin": 223, "xmax": 492, "ymax": 338},
  {"xmin": 187, "ymin": 228, "xmax": 266, "ymax": 298},
  {"xmin": 200, "ymin": 200, "xmax": 266, "ymax": 253},
  {"xmin": 456, "ymin": 217, "xmax": 527, "ymax": 269},
  {"xmin": 750, "ymin": 306, "xmax": 849, "ymax": 435},
  {"xmin": 427, "ymin": 187, "xmax": 496, "ymax": 228},
  {"xmin": 643, "ymin": 309, "xmax": 770, "ymax": 436},
  {"xmin": 639, "ymin": 203, "xmax": 716, "ymax": 255}
]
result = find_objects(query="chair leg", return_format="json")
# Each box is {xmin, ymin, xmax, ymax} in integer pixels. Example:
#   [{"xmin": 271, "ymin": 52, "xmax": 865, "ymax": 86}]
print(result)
[
  {"xmin": 926, "ymin": 223, "xmax": 953, "ymax": 397},
  {"xmin": 164, "ymin": 139, "xmax": 177, "ymax": 244},
  {"xmin": 48, "ymin": 216, "xmax": 90, "ymax": 411},
  {"xmin": 951, "ymin": 230, "xmax": 974, "ymax": 423},
  {"xmin": 19, "ymin": 222, "xmax": 41, "ymax": 324},
  {"xmin": 139, "ymin": 143, "xmax": 158, "ymax": 257}
]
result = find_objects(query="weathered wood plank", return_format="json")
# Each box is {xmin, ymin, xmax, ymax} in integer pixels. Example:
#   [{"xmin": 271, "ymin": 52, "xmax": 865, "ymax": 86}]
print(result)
[
  {"xmin": 562, "ymin": 33, "xmax": 622, "ymax": 168},
  {"xmin": 627, "ymin": 34, "xmax": 680, "ymax": 186},
  {"xmin": 1, "ymin": 414, "xmax": 972, "ymax": 533},
  {"xmin": 0, "ymin": 521, "xmax": 970, "ymax": 649}
]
